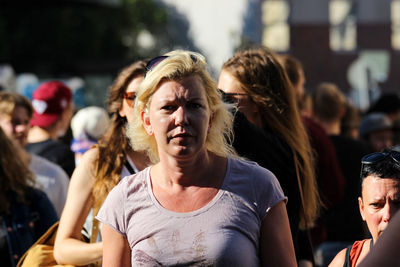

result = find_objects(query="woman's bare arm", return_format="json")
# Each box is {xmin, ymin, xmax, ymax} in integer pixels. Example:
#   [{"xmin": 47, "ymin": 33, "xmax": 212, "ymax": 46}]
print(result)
[
  {"xmin": 260, "ymin": 200, "xmax": 297, "ymax": 267},
  {"xmin": 102, "ymin": 224, "xmax": 131, "ymax": 267},
  {"xmin": 54, "ymin": 148, "xmax": 103, "ymax": 265}
]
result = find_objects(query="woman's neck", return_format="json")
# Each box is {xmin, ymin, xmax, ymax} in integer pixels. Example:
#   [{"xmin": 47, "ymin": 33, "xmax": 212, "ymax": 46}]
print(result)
[{"xmin": 153, "ymin": 150, "xmax": 221, "ymax": 189}]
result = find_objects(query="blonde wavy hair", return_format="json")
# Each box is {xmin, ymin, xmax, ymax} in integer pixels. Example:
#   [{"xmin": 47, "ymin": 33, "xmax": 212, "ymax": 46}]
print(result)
[
  {"xmin": 222, "ymin": 47, "xmax": 320, "ymax": 229},
  {"xmin": 127, "ymin": 50, "xmax": 237, "ymax": 164}
]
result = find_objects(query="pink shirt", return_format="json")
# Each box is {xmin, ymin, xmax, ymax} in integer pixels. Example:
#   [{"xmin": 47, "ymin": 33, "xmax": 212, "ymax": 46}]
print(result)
[{"xmin": 97, "ymin": 158, "xmax": 286, "ymax": 266}]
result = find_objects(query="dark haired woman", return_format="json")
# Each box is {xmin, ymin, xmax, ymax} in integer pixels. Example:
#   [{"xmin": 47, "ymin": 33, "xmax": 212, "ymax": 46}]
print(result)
[{"xmin": 0, "ymin": 127, "xmax": 57, "ymax": 267}]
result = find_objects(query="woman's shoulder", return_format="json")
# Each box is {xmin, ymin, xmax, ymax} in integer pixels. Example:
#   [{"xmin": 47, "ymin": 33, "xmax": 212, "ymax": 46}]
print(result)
[
  {"xmin": 80, "ymin": 147, "xmax": 100, "ymax": 163},
  {"xmin": 329, "ymin": 247, "xmax": 347, "ymax": 267},
  {"xmin": 228, "ymin": 158, "xmax": 282, "ymax": 195},
  {"xmin": 112, "ymin": 167, "xmax": 150, "ymax": 195},
  {"xmin": 230, "ymin": 158, "xmax": 276, "ymax": 180}
]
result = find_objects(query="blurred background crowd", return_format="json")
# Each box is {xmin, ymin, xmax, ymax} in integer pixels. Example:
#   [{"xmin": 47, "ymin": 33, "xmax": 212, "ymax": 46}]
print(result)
[{"xmin": 1, "ymin": 1, "xmax": 400, "ymax": 267}]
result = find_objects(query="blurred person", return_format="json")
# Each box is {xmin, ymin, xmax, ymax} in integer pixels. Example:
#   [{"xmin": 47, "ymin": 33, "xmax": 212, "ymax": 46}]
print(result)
[
  {"xmin": 329, "ymin": 149, "xmax": 400, "ymax": 267},
  {"xmin": 26, "ymin": 81, "xmax": 75, "ymax": 177},
  {"xmin": 70, "ymin": 106, "xmax": 110, "ymax": 165},
  {"xmin": 367, "ymin": 92, "xmax": 400, "ymax": 122},
  {"xmin": 0, "ymin": 127, "xmax": 58, "ymax": 267},
  {"xmin": 97, "ymin": 50, "xmax": 296, "ymax": 266},
  {"xmin": 54, "ymin": 61, "xmax": 150, "ymax": 266},
  {"xmin": 278, "ymin": 54, "xmax": 346, "ymax": 249},
  {"xmin": 312, "ymin": 82, "xmax": 370, "ymax": 266},
  {"xmin": 219, "ymin": 47, "xmax": 319, "ymax": 266},
  {"xmin": 0, "ymin": 91, "xmax": 69, "ymax": 216},
  {"xmin": 392, "ymin": 118, "xmax": 400, "ymax": 148},
  {"xmin": 278, "ymin": 54, "xmax": 306, "ymax": 108},
  {"xmin": 359, "ymin": 112, "xmax": 393, "ymax": 153},
  {"xmin": 301, "ymin": 92, "xmax": 313, "ymax": 118},
  {"xmin": 341, "ymin": 102, "xmax": 362, "ymax": 140}
]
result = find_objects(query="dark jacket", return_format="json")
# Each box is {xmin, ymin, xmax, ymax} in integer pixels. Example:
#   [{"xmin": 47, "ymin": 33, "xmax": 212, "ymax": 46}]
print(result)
[
  {"xmin": 0, "ymin": 188, "xmax": 58, "ymax": 267},
  {"xmin": 26, "ymin": 139, "xmax": 75, "ymax": 177}
]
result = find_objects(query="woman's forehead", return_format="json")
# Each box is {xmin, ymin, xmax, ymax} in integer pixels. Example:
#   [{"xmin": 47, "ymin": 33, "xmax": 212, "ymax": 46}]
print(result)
[{"xmin": 153, "ymin": 76, "xmax": 206, "ymax": 98}]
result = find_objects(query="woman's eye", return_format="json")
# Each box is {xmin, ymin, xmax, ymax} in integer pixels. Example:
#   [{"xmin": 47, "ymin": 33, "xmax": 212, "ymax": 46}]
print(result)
[
  {"xmin": 370, "ymin": 203, "xmax": 382, "ymax": 209},
  {"xmin": 188, "ymin": 103, "xmax": 202, "ymax": 109},
  {"xmin": 162, "ymin": 105, "xmax": 175, "ymax": 111}
]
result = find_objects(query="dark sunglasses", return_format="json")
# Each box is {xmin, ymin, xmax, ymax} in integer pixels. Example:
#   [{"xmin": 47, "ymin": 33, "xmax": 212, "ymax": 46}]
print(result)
[
  {"xmin": 361, "ymin": 150, "xmax": 400, "ymax": 165},
  {"xmin": 145, "ymin": 54, "xmax": 198, "ymax": 77},
  {"xmin": 145, "ymin": 56, "xmax": 169, "ymax": 74},
  {"xmin": 123, "ymin": 92, "xmax": 136, "ymax": 106},
  {"xmin": 218, "ymin": 89, "xmax": 249, "ymax": 104}
]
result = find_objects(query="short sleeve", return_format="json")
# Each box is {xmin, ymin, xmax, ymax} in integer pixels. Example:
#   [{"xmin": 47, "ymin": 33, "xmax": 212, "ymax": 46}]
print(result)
[
  {"xmin": 252, "ymin": 165, "xmax": 287, "ymax": 221},
  {"xmin": 96, "ymin": 180, "xmax": 127, "ymax": 236}
]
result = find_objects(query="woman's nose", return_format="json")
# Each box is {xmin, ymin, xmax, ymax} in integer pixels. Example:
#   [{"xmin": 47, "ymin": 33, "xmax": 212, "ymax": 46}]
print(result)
[
  {"xmin": 382, "ymin": 203, "xmax": 395, "ymax": 222},
  {"xmin": 15, "ymin": 124, "xmax": 28, "ymax": 134},
  {"xmin": 174, "ymin": 106, "xmax": 189, "ymax": 125}
]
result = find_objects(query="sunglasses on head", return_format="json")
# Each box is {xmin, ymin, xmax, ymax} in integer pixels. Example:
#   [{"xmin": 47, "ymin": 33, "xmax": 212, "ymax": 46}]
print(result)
[
  {"xmin": 361, "ymin": 150, "xmax": 400, "ymax": 165},
  {"xmin": 218, "ymin": 89, "xmax": 249, "ymax": 104},
  {"xmin": 144, "ymin": 54, "xmax": 198, "ymax": 77}
]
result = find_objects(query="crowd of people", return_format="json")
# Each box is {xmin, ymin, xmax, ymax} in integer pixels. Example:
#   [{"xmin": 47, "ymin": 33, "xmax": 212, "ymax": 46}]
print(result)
[{"xmin": 1, "ymin": 47, "xmax": 400, "ymax": 267}]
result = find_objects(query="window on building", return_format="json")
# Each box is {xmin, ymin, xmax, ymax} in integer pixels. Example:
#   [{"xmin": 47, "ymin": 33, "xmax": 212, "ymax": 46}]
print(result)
[
  {"xmin": 330, "ymin": 0, "xmax": 357, "ymax": 51},
  {"xmin": 262, "ymin": 0, "xmax": 289, "ymax": 52},
  {"xmin": 392, "ymin": 0, "xmax": 400, "ymax": 50}
]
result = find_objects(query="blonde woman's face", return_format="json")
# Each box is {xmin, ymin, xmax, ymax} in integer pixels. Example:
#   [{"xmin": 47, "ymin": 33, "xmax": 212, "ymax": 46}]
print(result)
[
  {"xmin": 142, "ymin": 75, "xmax": 212, "ymax": 160},
  {"xmin": 119, "ymin": 76, "xmax": 144, "ymax": 123},
  {"xmin": 218, "ymin": 70, "xmax": 261, "ymax": 127}
]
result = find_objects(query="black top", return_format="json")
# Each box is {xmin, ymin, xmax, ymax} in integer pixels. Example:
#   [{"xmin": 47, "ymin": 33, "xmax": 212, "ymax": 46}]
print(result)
[
  {"xmin": 231, "ymin": 111, "xmax": 312, "ymax": 262},
  {"xmin": 26, "ymin": 139, "xmax": 75, "ymax": 177},
  {"xmin": 325, "ymin": 135, "xmax": 371, "ymax": 242}
]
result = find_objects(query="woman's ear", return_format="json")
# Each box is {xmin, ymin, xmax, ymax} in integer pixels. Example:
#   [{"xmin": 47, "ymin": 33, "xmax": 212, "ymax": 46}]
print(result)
[
  {"xmin": 359, "ymin": 197, "xmax": 366, "ymax": 221},
  {"xmin": 141, "ymin": 110, "xmax": 153, "ymax": 135}
]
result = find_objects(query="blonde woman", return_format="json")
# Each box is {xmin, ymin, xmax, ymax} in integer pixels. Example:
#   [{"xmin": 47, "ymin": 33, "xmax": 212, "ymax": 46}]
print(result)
[{"xmin": 97, "ymin": 50, "xmax": 296, "ymax": 266}]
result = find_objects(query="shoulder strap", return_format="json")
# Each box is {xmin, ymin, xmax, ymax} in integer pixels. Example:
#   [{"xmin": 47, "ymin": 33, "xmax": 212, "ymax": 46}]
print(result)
[
  {"xmin": 343, "ymin": 245, "xmax": 352, "ymax": 267},
  {"xmin": 124, "ymin": 160, "xmax": 136, "ymax": 175}
]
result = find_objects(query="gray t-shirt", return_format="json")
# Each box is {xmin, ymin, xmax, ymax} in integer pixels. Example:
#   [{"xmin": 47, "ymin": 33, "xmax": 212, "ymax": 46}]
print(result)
[
  {"xmin": 30, "ymin": 153, "xmax": 69, "ymax": 216},
  {"xmin": 97, "ymin": 158, "xmax": 286, "ymax": 266}
]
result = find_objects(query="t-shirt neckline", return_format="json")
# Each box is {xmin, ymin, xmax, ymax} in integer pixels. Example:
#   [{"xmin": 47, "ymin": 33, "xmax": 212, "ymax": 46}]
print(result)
[{"xmin": 146, "ymin": 158, "xmax": 231, "ymax": 217}]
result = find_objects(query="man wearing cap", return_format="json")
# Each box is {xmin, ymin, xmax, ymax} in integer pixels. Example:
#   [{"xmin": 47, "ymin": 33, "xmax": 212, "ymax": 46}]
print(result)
[
  {"xmin": 359, "ymin": 112, "xmax": 393, "ymax": 153},
  {"xmin": 0, "ymin": 91, "xmax": 69, "ymax": 216},
  {"xmin": 26, "ymin": 81, "xmax": 76, "ymax": 177}
]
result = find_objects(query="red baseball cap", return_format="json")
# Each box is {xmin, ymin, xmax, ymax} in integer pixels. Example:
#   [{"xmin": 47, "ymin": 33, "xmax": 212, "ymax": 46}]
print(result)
[{"xmin": 31, "ymin": 81, "xmax": 72, "ymax": 127}]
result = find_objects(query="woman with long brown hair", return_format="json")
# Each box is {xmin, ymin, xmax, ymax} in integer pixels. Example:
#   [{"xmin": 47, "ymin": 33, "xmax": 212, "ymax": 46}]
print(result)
[
  {"xmin": 218, "ymin": 47, "xmax": 320, "ymax": 266},
  {"xmin": 0, "ymin": 127, "xmax": 58, "ymax": 267},
  {"xmin": 54, "ymin": 61, "xmax": 150, "ymax": 265}
]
